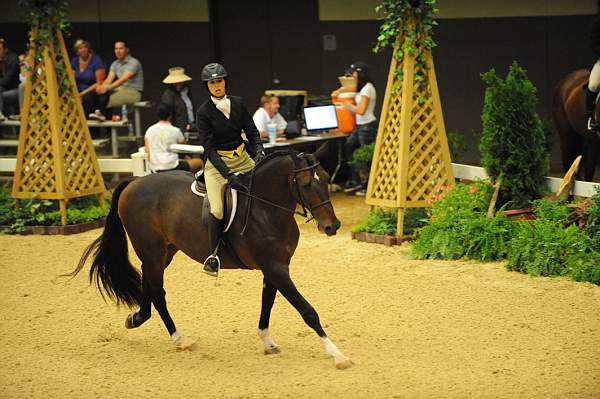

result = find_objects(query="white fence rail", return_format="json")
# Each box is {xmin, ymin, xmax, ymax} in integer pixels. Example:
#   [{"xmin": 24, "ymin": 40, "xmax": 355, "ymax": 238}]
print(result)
[
  {"xmin": 0, "ymin": 158, "xmax": 598, "ymax": 197},
  {"xmin": 451, "ymin": 163, "xmax": 599, "ymax": 198},
  {"xmin": 0, "ymin": 152, "xmax": 150, "ymax": 177}
]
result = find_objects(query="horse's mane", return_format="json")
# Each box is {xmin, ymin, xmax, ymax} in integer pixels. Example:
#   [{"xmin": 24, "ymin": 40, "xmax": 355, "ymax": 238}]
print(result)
[{"xmin": 254, "ymin": 150, "xmax": 295, "ymax": 172}]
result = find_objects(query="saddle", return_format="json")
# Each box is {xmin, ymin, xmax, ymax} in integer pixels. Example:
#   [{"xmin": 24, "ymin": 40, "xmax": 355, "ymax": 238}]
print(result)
[{"xmin": 191, "ymin": 170, "xmax": 238, "ymax": 233}]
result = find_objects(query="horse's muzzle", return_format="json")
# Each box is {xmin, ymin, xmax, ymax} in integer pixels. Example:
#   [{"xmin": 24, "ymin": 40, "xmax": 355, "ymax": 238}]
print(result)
[{"xmin": 323, "ymin": 219, "xmax": 341, "ymax": 236}]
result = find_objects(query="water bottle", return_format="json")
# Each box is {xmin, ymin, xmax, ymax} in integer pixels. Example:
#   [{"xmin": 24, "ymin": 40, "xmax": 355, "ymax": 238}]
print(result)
[{"xmin": 121, "ymin": 105, "xmax": 128, "ymax": 122}]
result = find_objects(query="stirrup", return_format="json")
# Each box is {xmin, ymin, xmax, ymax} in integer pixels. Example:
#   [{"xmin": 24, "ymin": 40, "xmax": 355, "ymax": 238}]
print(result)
[
  {"xmin": 588, "ymin": 116, "xmax": 598, "ymax": 132},
  {"xmin": 202, "ymin": 254, "xmax": 220, "ymax": 277}
]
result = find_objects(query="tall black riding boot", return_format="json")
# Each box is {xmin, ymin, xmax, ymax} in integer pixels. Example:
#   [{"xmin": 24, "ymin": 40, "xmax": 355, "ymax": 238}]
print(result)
[
  {"xmin": 585, "ymin": 85, "xmax": 598, "ymax": 131},
  {"xmin": 203, "ymin": 214, "xmax": 224, "ymax": 277}
]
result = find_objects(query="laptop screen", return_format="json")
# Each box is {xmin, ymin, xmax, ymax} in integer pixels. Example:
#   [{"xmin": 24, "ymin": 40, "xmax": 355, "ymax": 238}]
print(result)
[{"xmin": 303, "ymin": 105, "xmax": 339, "ymax": 131}]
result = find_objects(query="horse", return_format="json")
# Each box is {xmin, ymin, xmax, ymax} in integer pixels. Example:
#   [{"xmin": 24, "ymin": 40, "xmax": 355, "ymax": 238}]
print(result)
[
  {"xmin": 552, "ymin": 69, "xmax": 600, "ymax": 181},
  {"xmin": 69, "ymin": 148, "xmax": 353, "ymax": 369}
]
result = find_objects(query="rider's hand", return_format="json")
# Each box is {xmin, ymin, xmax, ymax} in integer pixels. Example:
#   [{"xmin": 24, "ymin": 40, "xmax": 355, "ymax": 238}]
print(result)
[
  {"xmin": 227, "ymin": 173, "xmax": 247, "ymax": 192},
  {"xmin": 254, "ymin": 150, "xmax": 266, "ymax": 164}
]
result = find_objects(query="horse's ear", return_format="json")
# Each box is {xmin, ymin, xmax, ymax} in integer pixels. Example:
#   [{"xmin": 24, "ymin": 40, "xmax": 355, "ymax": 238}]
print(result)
[{"xmin": 313, "ymin": 143, "xmax": 328, "ymax": 162}]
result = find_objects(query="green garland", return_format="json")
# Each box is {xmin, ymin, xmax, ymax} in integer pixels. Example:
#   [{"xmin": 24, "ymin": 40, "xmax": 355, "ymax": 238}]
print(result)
[
  {"xmin": 18, "ymin": 0, "xmax": 72, "ymax": 98},
  {"xmin": 374, "ymin": 0, "xmax": 438, "ymax": 97}
]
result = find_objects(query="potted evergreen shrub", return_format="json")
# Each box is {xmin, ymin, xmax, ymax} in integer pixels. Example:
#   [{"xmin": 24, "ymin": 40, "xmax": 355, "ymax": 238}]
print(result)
[{"xmin": 480, "ymin": 61, "xmax": 549, "ymax": 212}]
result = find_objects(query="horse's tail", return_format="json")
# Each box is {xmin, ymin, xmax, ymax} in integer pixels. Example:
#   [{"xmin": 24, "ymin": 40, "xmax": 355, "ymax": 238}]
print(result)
[{"xmin": 69, "ymin": 177, "xmax": 142, "ymax": 308}]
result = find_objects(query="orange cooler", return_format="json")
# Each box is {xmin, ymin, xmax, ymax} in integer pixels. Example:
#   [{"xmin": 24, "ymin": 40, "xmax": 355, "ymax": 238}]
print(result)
[{"xmin": 333, "ymin": 92, "xmax": 356, "ymax": 133}]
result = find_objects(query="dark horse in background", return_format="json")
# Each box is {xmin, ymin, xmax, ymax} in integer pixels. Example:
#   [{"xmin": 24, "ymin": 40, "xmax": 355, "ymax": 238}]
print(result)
[
  {"xmin": 552, "ymin": 69, "xmax": 600, "ymax": 181},
  {"xmin": 70, "ymin": 148, "xmax": 353, "ymax": 369}
]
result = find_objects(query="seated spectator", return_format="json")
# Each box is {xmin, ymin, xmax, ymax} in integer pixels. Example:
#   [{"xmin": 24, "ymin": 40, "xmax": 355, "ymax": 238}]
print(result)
[
  {"xmin": 144, "ymin": 103, "xmax": 203, "ymax": 173},
  {"xmin": 16, "ymin": 53, "xmax": 27, "ymax": 116},
  {"xmin": 0, "ymin": 38, "xmax": 20, "ymax": 121},
  {"xmin": 90, "ymin": 40, "xmax": 143, "ymax": 121},
  {"xmin": 160, "ymin": 67, "xmax": 196, "ymax": 133},
  {"xmin": 252, "ymin": 94, "xmax": 287, "ymax": 139},
  {"xmin": 70, "ymin": 39, "xmax": 106, "ymax": 117}
]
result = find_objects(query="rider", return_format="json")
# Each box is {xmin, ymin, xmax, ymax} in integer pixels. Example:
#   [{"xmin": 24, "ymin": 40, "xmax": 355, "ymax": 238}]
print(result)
[
  {"xmin": 586, "ymin": 14, "xmax": 600, "ymax": 131},
  {"xmin": 196, "ymin": 62, "xmax": 265, "ymax": 276}
]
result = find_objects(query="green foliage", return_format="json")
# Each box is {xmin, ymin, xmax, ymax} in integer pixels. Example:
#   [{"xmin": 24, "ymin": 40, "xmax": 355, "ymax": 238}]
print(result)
[
  {"xmin": 352, "ymin": 208, "xmax": 397, "ymax": 236},
  {"xmin": 507, "ymin": 199, "xmax": 600, "ymax": 284},
  {"xmin": 352, "ymin": 207, "xmax": 427, "ymax": 236},
  {"xmin": 480, "ymin": 61, "xmax": 549, "ymax": 209},
  {"xmin": 0, "ymin": 185, "xmax": 107, "ymax": 234},
  {"xmin": 403, "ymin": 207, "xmax": 427, "ymax": 235},
  {"xmin": 412, "ymin": 181, "xmax": 515, "ymax": 261},
  {"xmin": 18, "ymin": 0, "xmax": 72, "ymax": 97},
  {"xmin": 586, "ymin": 188, "xmax": 600, "ymax": 252},
  {"xmin": 349, "ymin": 143, "xmax": 375, "ymax": 180},
  {"xmin": 374, "ymin": 0, "xmax": 438, "ymax": 97},
  {"xmin": 446, "ymin": 129, "xmax": 467, "ymax": 161}
]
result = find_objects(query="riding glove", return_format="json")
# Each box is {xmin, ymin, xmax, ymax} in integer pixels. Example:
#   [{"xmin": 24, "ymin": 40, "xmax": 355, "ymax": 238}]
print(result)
[{"xmin": 227, "ymin": 173, "xmax": 248, "ymax": 192}]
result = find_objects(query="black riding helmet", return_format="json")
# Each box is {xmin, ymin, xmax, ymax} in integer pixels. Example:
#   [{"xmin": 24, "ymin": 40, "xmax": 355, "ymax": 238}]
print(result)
[{"xmin": 201, "ymin": 62, "xmax": 228, "ymax": 81}]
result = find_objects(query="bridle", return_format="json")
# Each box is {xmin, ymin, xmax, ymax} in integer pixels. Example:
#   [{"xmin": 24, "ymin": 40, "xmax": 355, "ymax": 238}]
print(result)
[{"xmin": 238, "ymin": 156, "xmax": 332, "ymax": 235}]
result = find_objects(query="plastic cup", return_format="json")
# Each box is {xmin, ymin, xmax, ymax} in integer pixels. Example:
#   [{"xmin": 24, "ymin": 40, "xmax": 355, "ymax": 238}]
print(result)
[{"xmin": 267, "ymin": 123, "xmax": 277, "ymax": 143}]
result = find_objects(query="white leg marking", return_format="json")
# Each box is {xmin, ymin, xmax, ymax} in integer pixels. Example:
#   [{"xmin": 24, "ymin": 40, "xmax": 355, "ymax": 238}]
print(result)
[
  {"xmin": 258, "ymin": 328, "xmax": 280, "ymax": 353},
  {"xmin": 171, "ymin": 330, "xmax": 196, "ymax": 350},
  {"xmin": 321, "ymin": 336, "xmax": 353, "ymax": 369}
]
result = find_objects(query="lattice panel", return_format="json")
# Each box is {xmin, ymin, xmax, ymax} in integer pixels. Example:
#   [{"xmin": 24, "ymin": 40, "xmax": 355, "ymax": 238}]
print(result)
[
  {"xmin": 12, "ymin": 29, "xmax": 105, "ymax": 223},
  {"xmin": 369, "ymin": 87, "xmax": 403, "ymax": 203},
  {"xmin": 55, "ymin": 50, "xmax": 102, "ymax": 193},
  {"xmin": 15, "ymin": 53, "xmax": 59, "ymax": 195},
  {"xmin": 405, "ymin": 65, "xmax": 452, "ymax": 203}
]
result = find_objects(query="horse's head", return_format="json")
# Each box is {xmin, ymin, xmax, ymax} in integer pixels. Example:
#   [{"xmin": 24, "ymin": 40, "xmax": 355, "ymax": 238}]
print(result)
[{"xmin": 290, "ymin": 145, "xmax": 341, "ymax": 236}]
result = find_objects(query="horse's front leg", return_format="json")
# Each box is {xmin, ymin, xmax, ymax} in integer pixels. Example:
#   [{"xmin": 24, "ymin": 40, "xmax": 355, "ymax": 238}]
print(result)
[
  {"xmin": 258, "ymin": 277, "xmax": 280, "ymax": 354},
  {"xmin": 262, "ymin": 265, "xmax": 353, "ymax": 369}
]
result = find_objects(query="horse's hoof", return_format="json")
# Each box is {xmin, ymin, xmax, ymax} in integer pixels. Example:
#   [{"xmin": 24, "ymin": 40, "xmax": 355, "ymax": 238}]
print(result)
[
  {"xmin": 173, "ymin": 335, "xmax": 197, "ymax": 350},
  {"xmin": 125, "ymin": 313, "xmax": 136, "ymax": 329},
  {"xmin": 335, "ymin": 358, "xmax": 354, "ymax": 370},
  {"xmin": 264, "ymin": 346, "xmax": 281, "ymax": 355}
]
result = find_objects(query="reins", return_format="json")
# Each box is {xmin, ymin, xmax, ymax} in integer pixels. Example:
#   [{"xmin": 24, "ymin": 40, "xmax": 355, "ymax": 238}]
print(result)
[{"xmin": 238, "ymin": 155, "xmax": 331, "ymax": 236}]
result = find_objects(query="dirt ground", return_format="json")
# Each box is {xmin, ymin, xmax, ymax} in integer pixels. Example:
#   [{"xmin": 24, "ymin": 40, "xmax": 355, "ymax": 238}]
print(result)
[{"xmin": 0, "ymin": 192, "xmax": 599, "ymax": 399}]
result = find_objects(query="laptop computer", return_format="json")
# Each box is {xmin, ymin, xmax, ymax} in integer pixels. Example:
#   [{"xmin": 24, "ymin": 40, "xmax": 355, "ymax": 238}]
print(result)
[{"xmin": 303, "ymin": 104, "xmax": 339, "ymax": 134}]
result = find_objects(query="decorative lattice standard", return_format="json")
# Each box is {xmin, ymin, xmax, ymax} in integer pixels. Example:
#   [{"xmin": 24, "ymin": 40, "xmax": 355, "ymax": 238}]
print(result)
[
  {"xmin": 366, "ymin": 45, "xmax": 453, "ymax": 236},
  {"xmin": 12, "ymin": 30, "xmax": 105, "ymax": 224}
]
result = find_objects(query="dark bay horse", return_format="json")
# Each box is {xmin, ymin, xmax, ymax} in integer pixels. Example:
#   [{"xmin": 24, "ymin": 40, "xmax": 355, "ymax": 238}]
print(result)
[
  {"xmin": 552, "ymin": 69, "xmax": 600, "ymax": 181},
  {"xmin": 70, "ymin": 148, "xmax": 353, "ymax": 369}
]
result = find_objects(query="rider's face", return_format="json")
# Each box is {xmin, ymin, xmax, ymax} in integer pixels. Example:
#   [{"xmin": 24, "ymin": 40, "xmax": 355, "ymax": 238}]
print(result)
[{"xmin": 207, "ymin": 78, "xmax": 225, "ymax": 98}]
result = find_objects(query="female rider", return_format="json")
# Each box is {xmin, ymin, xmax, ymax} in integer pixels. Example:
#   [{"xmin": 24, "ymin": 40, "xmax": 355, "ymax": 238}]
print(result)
[{"xmin": 196, "ymin": 63, "xmax": 265, "ymax": 276}]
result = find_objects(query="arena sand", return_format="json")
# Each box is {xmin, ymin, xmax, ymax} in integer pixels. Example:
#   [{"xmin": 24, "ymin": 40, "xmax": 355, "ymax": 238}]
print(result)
[{"xmin": 0, "ymin": 193, "xmax": 599, "ymax": 399}]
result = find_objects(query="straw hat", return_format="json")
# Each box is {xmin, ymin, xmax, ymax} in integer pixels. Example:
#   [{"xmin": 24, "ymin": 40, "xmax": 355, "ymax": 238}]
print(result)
[{"xmin": 162, "ymin": 67, "xmax": 192, "ymax": 84}]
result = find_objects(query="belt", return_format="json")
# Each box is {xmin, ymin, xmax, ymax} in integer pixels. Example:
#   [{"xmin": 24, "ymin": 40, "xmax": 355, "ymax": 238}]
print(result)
[{"xmin": 217, "ymin": 143, "xmax": 245, "ymax": 159}]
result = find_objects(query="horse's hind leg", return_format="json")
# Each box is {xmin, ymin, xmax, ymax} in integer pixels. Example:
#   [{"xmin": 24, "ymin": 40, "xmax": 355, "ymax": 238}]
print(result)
[
  {"xmin": 125, "ymin": 246, "xmax": 177, "ymax": 330},
  {"xmin": 262, "ymin": 266, "xmax": 352, "ymax": 369},
  {"xmin": 125, "ymin": 275, "xmax": 152, "ymax": 329},
  {"xmin": 258, "ymin": 277, "xmax": 280, "ymax": 354}
]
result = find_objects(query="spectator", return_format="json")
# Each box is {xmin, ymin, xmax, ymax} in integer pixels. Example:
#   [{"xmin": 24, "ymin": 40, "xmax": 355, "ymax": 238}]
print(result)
[
  {"xmin": 331, "ymin": 61, "xmax": 377, "ymax": 195},
  {"xmin": 160, "ymin": 67, "xmax": 196, "ymax": 133},
  {"xmin": 90, "ymin": 40, "xmax": 143, "ymax": 121},
  {"xmin": 144, "ymin": 102, "xmax": 202, "ymax": 173},
  {"xmin": 0, "ymin": 38, "xmax": 20, "ymax": 121},
  {"xmin": 252, "ymin": 94, "xmax": 287, "ymax": 139},
  {"xmin": 70, "ymin": 39, "xmax": 106, "ymax": 116}
]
